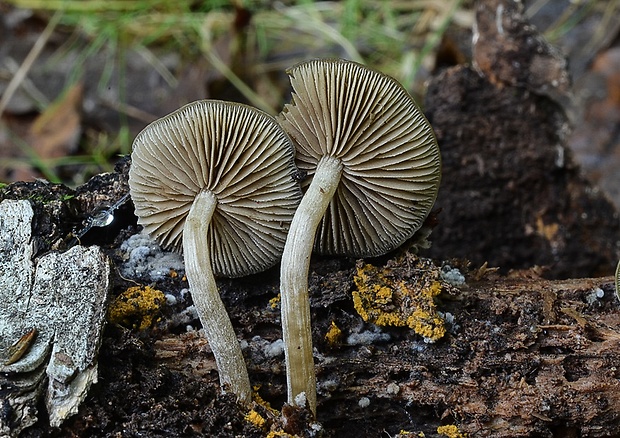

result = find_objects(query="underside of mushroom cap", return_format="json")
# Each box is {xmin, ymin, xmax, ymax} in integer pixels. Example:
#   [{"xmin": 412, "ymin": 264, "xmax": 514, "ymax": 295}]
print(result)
[
  {"xmin": 278, "ymin": 59, "xmax": 441, "ymax": 258},
  {"xmin": 129, "ymin": 100, "xmax": 302, "ymax": 278}
]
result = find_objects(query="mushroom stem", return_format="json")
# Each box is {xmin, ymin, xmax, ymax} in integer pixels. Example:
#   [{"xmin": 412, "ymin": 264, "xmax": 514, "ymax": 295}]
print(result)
[
  {"xmin": 280, "ymin": 155, "xmax": 343, "ymax": 414},
  {"xmin": 183, "ymin": 190, "xmax": 252, "ymax": 405}
]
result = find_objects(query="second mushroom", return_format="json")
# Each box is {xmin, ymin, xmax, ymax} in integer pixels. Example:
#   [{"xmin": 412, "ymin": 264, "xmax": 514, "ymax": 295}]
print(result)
[
  {"xmin": 129, "ymin": 100, "xmax": 302, "ymax": 404},
  {"xmin": 278, "ymin": 59, "xmax": 442, "ymax": 415}
]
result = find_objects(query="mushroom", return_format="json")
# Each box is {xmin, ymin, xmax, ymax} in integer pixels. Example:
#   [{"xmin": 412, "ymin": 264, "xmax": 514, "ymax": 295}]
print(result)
[
  {"xmin": 278, "ymin": 59, "xmax": 441, "ymax": 414},
  {"xmin": 129, "ymin": 100, "xmax": 302, "ymax": 404}
]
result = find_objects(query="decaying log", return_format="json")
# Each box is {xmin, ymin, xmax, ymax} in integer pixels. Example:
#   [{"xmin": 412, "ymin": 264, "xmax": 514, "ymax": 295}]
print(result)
[
  {"xmin": 4, "ymin": 180, "xmax": 616, "ymax": 437},
  {"xmin": 53, "ymin": 257, "xmax": 620, "ymax": 438}
]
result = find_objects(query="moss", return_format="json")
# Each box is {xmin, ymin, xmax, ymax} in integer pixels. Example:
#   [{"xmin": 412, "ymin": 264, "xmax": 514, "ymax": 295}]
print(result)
[
  {"xmin": 59, "ymin": 194, "xmax": 75, "ymax": 202},
  {"xmin": 325, "ymin": 321, "xmax": 343, "ymax": 346},
  {"xmin": 437, "ymin": 424, "xmax": 466, "ymax": 438},
  {"xmin": 352, "ymin": 256, "xmax": 448, "ymax": 342},
  {"xmin": 107, "ymin": 285, "xmax": 166, "ymax": 330}
]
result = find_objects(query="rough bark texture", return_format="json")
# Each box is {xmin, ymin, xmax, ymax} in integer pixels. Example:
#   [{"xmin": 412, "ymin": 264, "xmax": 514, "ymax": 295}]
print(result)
[
  {"xmin": 424, "ymin": 0, "xmax": 620, "ymax": 279},
  {"xmin": 424, "ymin": 64, "xmax": 620, "ymax": 279}
]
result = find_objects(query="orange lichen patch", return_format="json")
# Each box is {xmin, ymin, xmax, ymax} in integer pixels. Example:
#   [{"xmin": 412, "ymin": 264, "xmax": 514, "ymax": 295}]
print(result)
[
  {"xmin": 169, "ymin": 269, "xmax": 178, "ymax": 278},
  {"xmin": 352, "ymin": 255, "xmax": 448, "ymax": 342},
  {"xmin": 244, "ymin": 410, "xmax": 266, "ymax": 430},
  {"xmin": 325, "ymin": 321, "xmax": 343, "ymax": 346},
  {"xmin": 108, "ymin": 285, "xmax": 166, "ymax": 330},
  {"xmin": 437, "ymin": 424, "xmax": 466, "ymax": 438}
]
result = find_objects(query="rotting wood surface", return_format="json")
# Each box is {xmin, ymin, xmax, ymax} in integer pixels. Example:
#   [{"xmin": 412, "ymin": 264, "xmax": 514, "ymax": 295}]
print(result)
[
  {"xmin": 2, "ymin": 169, "xmax": 619, "ymax": 437},
  {"xmin": 60, "ymin": 259, "xmax": 620, "ymax": 437},
  {"xmin": 425, "ymin": 0, "xmax": 620, "ymax": 279}
]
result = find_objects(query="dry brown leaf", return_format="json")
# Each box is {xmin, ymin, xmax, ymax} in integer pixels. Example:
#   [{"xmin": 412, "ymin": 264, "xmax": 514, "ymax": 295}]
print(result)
[{"xmin": 29, "ymin": 82, "xmax": 83, "ymax": 160}]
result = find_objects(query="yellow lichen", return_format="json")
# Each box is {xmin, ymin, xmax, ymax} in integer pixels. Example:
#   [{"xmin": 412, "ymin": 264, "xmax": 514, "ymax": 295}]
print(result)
[
  {"xmin": 352, "ymin": 256, "xmax": 447, "ymax": 342},
  {"xmin": 244, "ymin": 410, "xmax": 266, "ymax": 430},
  {"xmin": 375, "ymin": 286, "xmax": 393, "ymax": 304},
  {"xmin": 423, "ymin": 281, "xmax": 442, "ymax": 298},
  {"xmin": 269, "ymin": 294, "xmax": 281, "ymax": 310},
  {"xmin": 437, "ymin": 424, "xmax": 466, "ymax": 438},
  {"xmin": 352, "ymin": 264, "xmax": 405, "ymax": 327},
  {"xmin": 375, "ymin": 312, "xmax": 406, "ymax": 327},
  {"xmin": 266, "ymin": 431, "xmax": 296, "ymax": 438},
  {"xmin": 252, "ymin": 386, "xmax": 280, "ymax": 416},
  {"xmin": 395, "ymin": 431, "xmax": 424, "ymax": 437},
  {"xmin": 351, "ymin": 291, "xmax": 369, "ymax": 322},
  {"xmin": 406, "ymin": 309, "xmax": 446, "ymax": 342},
  {"xmin": 325, "ymin": 321, "xmax": 343, "ymax": 346},
  {"xmin": 107, "ymin": 285, "xmax": 165, "ymax": 330}
]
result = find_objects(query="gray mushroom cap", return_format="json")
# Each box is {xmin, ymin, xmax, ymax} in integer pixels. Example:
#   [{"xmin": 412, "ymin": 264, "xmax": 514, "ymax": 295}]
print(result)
[
  {"xmin": 129, "ymin": 99, "xmax": 302, "ymax": 278},
  {"xmin": 278, "ymin": 59, "xmax": 441, "ymax": 257}
]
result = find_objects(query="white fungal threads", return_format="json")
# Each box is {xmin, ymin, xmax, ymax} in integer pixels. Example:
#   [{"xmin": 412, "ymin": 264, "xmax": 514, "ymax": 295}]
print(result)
[{"xmin": 358, "ymin": 397, "xmax": 370, "ymax": 408}]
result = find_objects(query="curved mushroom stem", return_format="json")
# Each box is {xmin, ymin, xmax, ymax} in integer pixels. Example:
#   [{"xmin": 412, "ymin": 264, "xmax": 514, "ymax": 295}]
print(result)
[
  {"xmin": 280, "ymin": 155, "xmax": 343, "ymax": 415},
  {"xmin": 183, "ymin": 190, "xmax": 252, "ymax": 405}
]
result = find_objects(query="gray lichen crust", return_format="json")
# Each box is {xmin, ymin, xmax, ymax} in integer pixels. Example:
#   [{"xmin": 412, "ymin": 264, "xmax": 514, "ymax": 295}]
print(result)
[{"xmin": 0, "ymin": 200, "xmax": 110, "ymax": 436}]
